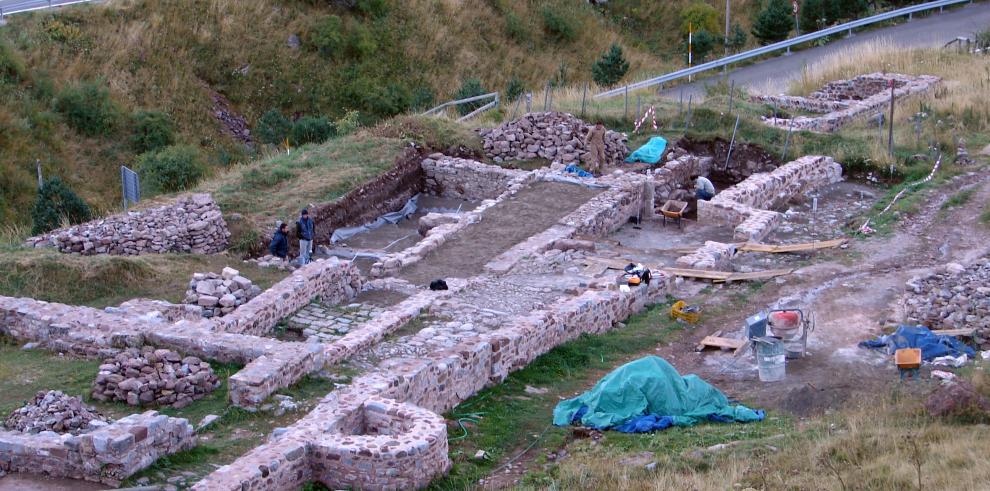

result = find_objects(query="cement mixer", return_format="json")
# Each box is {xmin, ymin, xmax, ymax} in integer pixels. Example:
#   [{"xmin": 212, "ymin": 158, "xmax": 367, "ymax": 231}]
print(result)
[{"xmin": 746, "ymin": 309, "xmax": 815, "ymax": 359}]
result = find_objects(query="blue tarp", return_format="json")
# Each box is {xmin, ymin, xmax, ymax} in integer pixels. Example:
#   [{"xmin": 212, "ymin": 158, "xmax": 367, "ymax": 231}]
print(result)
[
  {"xmin": 624, "ymin": 136, "xmax": 667, "ymax": 164},
  {"xmin": 859, "ymin": 325, "xmax": 975, "ymax": 361},
  {"xmin": 564, "ymin": 163, "xmax": 593, "ymax": 177},
  {"xmin": 553, "ymin": 356, "xmax": 765, "ymax": 433}
]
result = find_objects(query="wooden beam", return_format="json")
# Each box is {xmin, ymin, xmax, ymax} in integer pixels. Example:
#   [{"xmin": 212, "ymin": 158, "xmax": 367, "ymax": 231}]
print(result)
[
  {"xmin": 932, "ymin": 328, "xmax": 976, "ymax": 337},
  {"xmin": 697, "ymin": 335, "xmax": 747, "ymax": 351},
  {"xmin": 696, "ymin": 330, "xmax": 723, "ymax": 351},
  {"xmin": 663, "ymin": 267, "xmax": 793, "ymax": 282},
  {"xmin": 739, "ymin": 238, "xmax": 848, "ymax": 253}
]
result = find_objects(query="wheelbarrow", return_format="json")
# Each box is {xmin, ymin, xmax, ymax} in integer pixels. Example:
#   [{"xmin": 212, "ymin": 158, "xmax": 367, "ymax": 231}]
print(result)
[{"xmin": 659, "ymin": 199, "xmax": 688, "ymax": 229}]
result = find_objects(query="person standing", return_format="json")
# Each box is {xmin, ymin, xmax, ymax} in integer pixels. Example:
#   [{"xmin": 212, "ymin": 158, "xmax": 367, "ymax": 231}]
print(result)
[
  {"xmin": 269, "ymin": 222, "xmax": 289, "ymax": 260},
  {"xmin": 691, "ymin": 174, "xmax": 716, "ymax": 201},
  {"xmin": 295, "ymin": 209, "xmax": 315, "ymax": 265},
  {"xmin": 583, "ymin": 121, "xmax": 608, "ymax": 174}
]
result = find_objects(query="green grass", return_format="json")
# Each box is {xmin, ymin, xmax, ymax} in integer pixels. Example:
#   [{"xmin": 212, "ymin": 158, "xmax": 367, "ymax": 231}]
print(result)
[
  {"xmin": 982, "ymin": 202, "xmax": 990, "ymax": 225},
  {"xmin": 941, "ymin": 187, "xmax": 976, "ymax": 210},
  {"xmin": 0, "ymin": 249, "xmax": 289, "ymax": 307},
  {"xmin": 428, "ymin": 301, "xmax": 690, "ymax": 490}
]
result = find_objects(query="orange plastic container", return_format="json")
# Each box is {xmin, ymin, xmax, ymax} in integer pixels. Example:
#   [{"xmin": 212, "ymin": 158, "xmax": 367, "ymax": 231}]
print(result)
[{"xmin": 895, "ymin": 348, "xmax": 922, "ymax": 369}]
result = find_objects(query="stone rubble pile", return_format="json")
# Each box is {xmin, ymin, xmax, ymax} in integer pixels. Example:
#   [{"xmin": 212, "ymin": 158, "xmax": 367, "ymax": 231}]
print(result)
[
  {"xmin": 183, "ymin": 267, "xmax": 262, "ymax": 318},
  {"xmin": 244, "ymin": 254, "xmax": 297, "ymax": 271},
  {"xmin": 478, "ymin": 112, "xmax": 628, "ymax": 167},
  {"xmin": 24, "ymin": 194, "xmax": 230, "ymax": 255},
  {"xmin": 92, "ymin": 347, "xmax": 221, "ymax": 409},
  {"xmin": 3, "ymin": 391, "xmax": 110, "ymax": 435},
  {"xmin": 903, "ymin": 259, "xmax": 990, "ymax": 346}
]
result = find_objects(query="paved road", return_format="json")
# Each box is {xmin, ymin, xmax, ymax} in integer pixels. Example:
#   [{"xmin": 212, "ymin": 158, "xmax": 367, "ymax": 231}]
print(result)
[
  {"xmin": 0, "ymin": 0, "xmax": 92, "ymax": 17},
  {"xmin": 662, "ymin": 1, "xmax": 990, "ymax": 98}
]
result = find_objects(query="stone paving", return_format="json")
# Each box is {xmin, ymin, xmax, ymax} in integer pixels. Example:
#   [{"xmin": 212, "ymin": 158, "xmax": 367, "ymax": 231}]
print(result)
[{"xmin": 286, "ymin": 302, "xmax": 386, "ymax": 342}]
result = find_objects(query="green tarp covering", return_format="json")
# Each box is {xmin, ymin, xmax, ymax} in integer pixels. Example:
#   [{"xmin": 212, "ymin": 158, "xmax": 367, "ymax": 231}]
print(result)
[
  {"xmin": 624, "ymin": 136, "xmax": 667, "ymax": 164},
  {"xmin": 553, "ymin": 356, "xmax": 764, "ymax": 429}
]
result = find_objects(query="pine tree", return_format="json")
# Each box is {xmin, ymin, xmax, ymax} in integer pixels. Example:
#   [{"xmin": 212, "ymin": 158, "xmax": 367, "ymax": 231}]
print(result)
[
  {"xmin": 31, "ymin": 177, "xmax": 92, "ymax": 235},
  {"xmin": 752, "ymin": 0, "xmax": 794, "ymax": 45},
  {"xmin": 591, "ymin": 44, "xmax": 630, "ymax": 88}
]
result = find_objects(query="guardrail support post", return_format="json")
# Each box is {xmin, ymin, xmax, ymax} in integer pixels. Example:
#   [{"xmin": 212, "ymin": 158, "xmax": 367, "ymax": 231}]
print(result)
[
  {"xmin": 908, "ymin": 12, "xmax": 913, "ymax": 20},
  {"xmin": 581, "ymin": 83, "xmax": 588, "ymax": 118},
  {"xmin": 624, "ymin": 86, "xmax": 629, "ymax": 121},
  {"xmin": 847, "ymin": 28, "xmax": 853, "ymax": 38}
]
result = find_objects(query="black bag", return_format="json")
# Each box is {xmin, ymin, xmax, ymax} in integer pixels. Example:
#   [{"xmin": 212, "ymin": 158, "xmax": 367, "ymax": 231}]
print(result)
[{"xmin": 429, "ymin": 279, "xmax": 448, "ymax": 291}]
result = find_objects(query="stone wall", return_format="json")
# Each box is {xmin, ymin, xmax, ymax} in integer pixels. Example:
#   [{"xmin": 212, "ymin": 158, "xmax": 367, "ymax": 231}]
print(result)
[
  {"xmin": 479, "ymin": 112, "xmax": 629, "ymax": 167},
  {"xmin": 756, "ymin": 73, "xmax": 940, "ymax": 133},
  {"xmin": 25, "ymin": 194, "xmax": 229, "ymax": 255},
  {"xmin": 676, "ymin": 241, "xmax": 737, "ymax": 270},
  {"xmin": 698, "ymin": 156, "xmax": 842, "ymax": 241},
  {"xmin": 421, "ymin": 154, "xmax": 529, "ymax": 200},
  {"xmin": 649, "ymin": 151, "xmax": 713, "ymax": 206},
  {"xmin": 191, "ymin": 275, "xmax": 669, "ymax": 491},
  {"xmin": 218, "ymin": 258, "xmax": 362, "ymax": 336},
  {"xmin": 184, "ymin": 268, "xmax": 262, "ymax": 318},
  {"xmin": 0, "ymin": 410, "xmax": 195, "ymax": 486}
]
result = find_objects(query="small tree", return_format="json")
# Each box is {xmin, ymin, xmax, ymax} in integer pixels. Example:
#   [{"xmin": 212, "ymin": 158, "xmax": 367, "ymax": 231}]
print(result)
[
  {"xmin": 691, "ymin": 30, "xmax": 720, "ymax": 62},
  {"xmin": 505, "ymin": 76, "xmax": 525, "ymax": 102},
  {"xmin": 592, "ymin": 44, "xmax": 630, "ymax": 88},
  {"xmin": 129, "ymin": 111, "xmax": 175, "ymax": 153},
  {"xmin": 752, "ymin": 0, "xmax": 794, "ymax": 45},
  {"xmin": 137, "ymin": 144, "xmax": 205, "ymax": 194},
  {"xmin": 306, "ymin": 15, "xmax": 344, "ymax": 58},
  {"xmin": 680, "ymin": 2, "xmax": 720, "ymax": 36},
  {"xmin": 256, "ymin": 110, "xmax": 292, "ymax": 145},
  {"xmin": 726, "ymin": 23, "xmax": 748, "ymax": 50},
  {"xmin": 801, "ymin": 0, "xmax": 832, "ymax": 32},
  {"xmin": 31, "ymin": 177, "xmax": 92, "ymax": 235},
  {"xmin": 541, "ymin": 6, "xmax": 577, "ymax": 43},
  {"xmin": 454, "ymin": 79, "xmax": 487, "ymax": 116}
]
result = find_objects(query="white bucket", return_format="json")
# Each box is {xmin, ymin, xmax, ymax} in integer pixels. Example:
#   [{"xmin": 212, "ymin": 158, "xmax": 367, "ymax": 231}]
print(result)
[{"xmin": 755, "ymin": 337, "xmax": 786, "ymax": 382}]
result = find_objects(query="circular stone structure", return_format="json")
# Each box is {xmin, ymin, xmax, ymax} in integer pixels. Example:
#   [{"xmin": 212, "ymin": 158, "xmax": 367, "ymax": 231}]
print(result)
[{"xmin": 311, "ymin": 396, "xmax": 449, "ymax": 490}]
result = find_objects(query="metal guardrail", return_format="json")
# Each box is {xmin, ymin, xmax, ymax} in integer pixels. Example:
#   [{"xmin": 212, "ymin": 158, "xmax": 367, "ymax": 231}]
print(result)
[
  {"xmin": 422, "ymin": 92, "xmax": 499, "ymax": 121},
  {"xmin": 596, "ymin": 0, "xmax": 973, "ymax": 98},
  {"xmin": 0, "ymin": 0, "xmax": 94, "ymax": 19}
]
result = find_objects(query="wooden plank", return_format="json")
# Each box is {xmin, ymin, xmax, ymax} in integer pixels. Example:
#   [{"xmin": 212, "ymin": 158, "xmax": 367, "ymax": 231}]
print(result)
[
  {"xmin": 739, "ymin": 238, "xmax": 848, "ymax": 253},
  {"xmin": 697, "ymin": 336, "xmax": 746, "ymax": 351},
  {"xmin": 723, "ymin": 269, "xmax": 794, "ymax": 281},
  {"xmin": 932, "ymin": 328, "xmax": 976, "ymax": 337},
  {"xmin": 663, "ymin": 268, "xmax": 733, "ymax": 280},
  {"xmin": 733, "ymin": 339, "xmax": 751, "ymax": 355},
  {"xmin": 695, "ymin": 330, "xmax": 723, "ymax": 351}
]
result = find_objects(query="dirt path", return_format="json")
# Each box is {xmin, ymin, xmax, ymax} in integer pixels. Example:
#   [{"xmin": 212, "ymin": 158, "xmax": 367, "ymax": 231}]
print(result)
[{"xmin": 398, "ymin": 181, "xmax": 600, "ymax": 286}]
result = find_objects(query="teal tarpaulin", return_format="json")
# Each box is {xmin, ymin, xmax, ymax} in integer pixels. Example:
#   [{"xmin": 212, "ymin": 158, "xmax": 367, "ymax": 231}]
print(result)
[
  {"xmin": 624, "ymin": 136, "xmax": 667, "ymax": 164},
  {"xmin": 553, "ymin": 356, "xmax": 764, "ymax": 429}
]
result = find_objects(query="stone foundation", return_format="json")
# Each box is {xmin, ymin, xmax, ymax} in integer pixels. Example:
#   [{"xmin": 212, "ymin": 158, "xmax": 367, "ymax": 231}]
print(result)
[
  {"xmin": 422, "ymin": 154, "xmax": 528, "ymax": 200},
  {"xmin": 0, "ymin": 410, "xmax": 195, "ymax": 486},
  {"xmin": 756, "ymin": 73, "xmax": 940, "ymax": 133},
  {"xmin": 25, "ymin": 194, "xmax": 229, "ymax": 255},
  {"xmin": 676, "ymin": 241, "xmax": 737, "ymax": 270},
  {"xmin": 479, "ymin": 112, "xmax": 629, "ymax": 167},
  {"xmin": 698, "ymin": 156, "xmax": 842, "ymax": 241}
]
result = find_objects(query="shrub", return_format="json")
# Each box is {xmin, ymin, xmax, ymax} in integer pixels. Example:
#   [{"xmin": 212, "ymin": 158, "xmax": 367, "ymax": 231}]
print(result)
[
  {"xmin": 137, "ymin": 144, "xmax": 205, "ymax": 194},
  {"xmin": 800, "ymin": 0, "xmax": 832, "ymax": 31},
  {"xmin": 505, "ymin": 12, "xmax": 528, "ymax": 42},
  {"xmin": 411, "ymin": 86, "xmax": 435, "ymax": 111},
  {"xmin": 31, "ymin": 177, "xmax": 92, "ymax": 235},
  {"xmin": 256, "ymin": 110, "xmax": 292, "ymax": 145},
  {"xmin": 591, "ymin": 44, "xmax": 630, "ymax": 88},
  {"xmin": 307, "ymin": 15, "xmax": 344, "ymax": 57},
  {"xmin": 752, "ymin": 0, "xmax": 794, "ymax": 44},
  {"xmin": 289, "ymin": 116, "xmax": 336, "ymax": 145},
  {"xmin": 346, "ymin": 22, "xmax": 378, "ymax": 59},
  {"xmin": 362, "ymin": 83, "xmax": 412, "ymax": 117},
  {"xmin": 505, "ymin": 76, "xmax": 525, "ymax": 102},
  {"xmin": 355, "ymin": 0, "xmax": 388, "ymax": 18},
  {"xmin": 454, "ymin": 79, "xmax": 487, "ymax": 116},
  {"xmin": 541, "ymin": 6, "xmax": 577, "ymax": 43},
  {"xmin": 334, "ymin": 110, "xmax": 361, "ymax": 136},
  {"xmin": 53, "ymin": 80, "xmax": 119, "ymax": 137},
  {"xmin": 0, "ymin": 40, "xmax": 25, "ymax": 85},
  {"xmin": 680, "ymin": 2, "xmax": 720, "ymax": 36},
  {"xmin": 129, "ymin": 111, "xmax": 175, "ymax": 153}
]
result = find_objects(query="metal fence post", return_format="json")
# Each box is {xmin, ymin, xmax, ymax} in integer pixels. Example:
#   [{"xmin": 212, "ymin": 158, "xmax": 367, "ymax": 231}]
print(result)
[
  {"xmin": 624, "ymin": 86, "xmax": 629, "ymax": 121},
  {"xmin": 636, "ymin": 94, "xmax": 641, "ymax": 121},
  {"xmin": 887, "ymin": 80, "xmax": 895, "ymax": 157},
  {"xmin": 679, "ymin": 88, "xmax": 684, "ymax": 117},
  {"xmin": 581, "ymin": 83, "xmax": 588, "ymax": 118},
  {"xmin": 684, "ymin": 95, "xmax": 693, "ymax": 132},
  {"xmin": 724, "ymin": 115, "xmax": 740, "ymax": 171},
  {"xmin": 727, "ymin": 79, "xmax": 735, "ymax": 114},
  {"xmin": 526, "ymin": 92, "xmax": 532, "ymax": 113},
  {"xmin": 781, "ymin": 119, "xmax": 794, "ymax": 160}
]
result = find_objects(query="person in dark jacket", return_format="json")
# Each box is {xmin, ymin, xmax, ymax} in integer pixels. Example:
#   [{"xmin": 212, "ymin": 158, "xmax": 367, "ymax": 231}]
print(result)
[
  {"xmin": 296, "ymin": 209, "xmax": 315, "ymax": 265},
  {"xmin": 269, "ymin": 222, "xmax": 289, "ymax": 259}
]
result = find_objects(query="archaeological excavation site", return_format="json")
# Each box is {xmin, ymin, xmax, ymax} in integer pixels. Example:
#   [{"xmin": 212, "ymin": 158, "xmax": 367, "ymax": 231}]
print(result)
[{"xmin": 4, "ymin": 2, "xmax": 990, "ymax": 486}]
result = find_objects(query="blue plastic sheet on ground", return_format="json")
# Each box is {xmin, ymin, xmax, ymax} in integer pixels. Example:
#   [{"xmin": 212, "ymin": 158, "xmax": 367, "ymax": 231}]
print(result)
[
  {"xmin": 859, "ymin": 325, "xmax": 975, "ymax": 361},
  {"xmin": 624, "ymin": 136, "xmax": 667, "ymax": 164},
  {"xmin": 553, "ymin": 356, "xmax": 765, "ymax": 433},
  {"xmin": 564, "ymin": 164, "xmax": 593, "ymax": 177}
]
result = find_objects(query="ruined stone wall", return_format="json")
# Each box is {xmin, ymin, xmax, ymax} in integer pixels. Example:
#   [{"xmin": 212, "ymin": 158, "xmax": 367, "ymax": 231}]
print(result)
[
  {"xmin": 24, "ymin": 194, "xmax": 229, "ymax": 255},
  {"xmin": 218, "ymin": 258, "xmax": 362, "ymax": 336},
  {"xmin": 649, "ymin": 152, "xmax": 713, "ymax": 205},
  {"xmin": 698, "ymin": 156, "xmax": 842, "ymax": 241},
  {"xmin": 757, "ymin": 73, "xmax": 940, "ymax": 133},
  {"xmin": 191, "ymin": 276, "xmax": 670, "ymax": 491},
  {"xmin": 479, "ymin": 112, "xmax": 629, "ymax": 166},
  {"xmin": 0, "ymin": 410, "xmax": 195, "ymax": 486},
  {"xmin": 675, "ymin": 241, "xmax": 737, "ymax": 270},
  {"xmin": 422, "ymin": 154, "xmax": 529, "ymax": 200}
]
